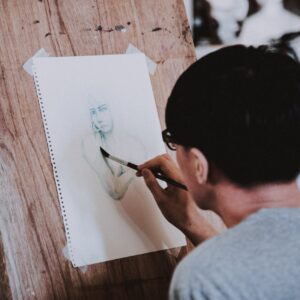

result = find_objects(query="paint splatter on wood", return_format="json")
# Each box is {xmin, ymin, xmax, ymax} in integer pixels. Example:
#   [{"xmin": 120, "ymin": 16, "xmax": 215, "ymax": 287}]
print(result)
[
  {"xmin": 115, "ymin": 25, "xmax": 127, "ymax": 32},
  {"xmin": 152, "ymin": 27, "xmax": 162, "ymax": 32}
]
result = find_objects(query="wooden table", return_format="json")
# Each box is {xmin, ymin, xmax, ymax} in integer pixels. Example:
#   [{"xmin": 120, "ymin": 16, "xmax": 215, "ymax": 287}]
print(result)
[{"xmin": 0, "ymin": 1, "xmax": 224, "ymax": 299}]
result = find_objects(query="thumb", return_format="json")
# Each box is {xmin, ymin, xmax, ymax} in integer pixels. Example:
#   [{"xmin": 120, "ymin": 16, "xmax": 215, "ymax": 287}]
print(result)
[{"xmin": 142, "ymin": 169, "xmax": 162, "ymax": 196}]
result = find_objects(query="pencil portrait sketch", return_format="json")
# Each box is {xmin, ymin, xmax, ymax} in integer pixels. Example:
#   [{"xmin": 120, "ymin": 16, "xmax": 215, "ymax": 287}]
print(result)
[{"xmin": 82, "ymin": 95, "xmax": 144, "ymax": 200}]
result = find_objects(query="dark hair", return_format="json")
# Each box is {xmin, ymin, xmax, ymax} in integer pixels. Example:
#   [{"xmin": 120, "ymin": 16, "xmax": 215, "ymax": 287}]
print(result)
[
  {"xmin": 270, "ymin": 31, "xmax": 300, "ymax": 62},
  {"xmin": 166, "ymin": 45, "xmax": 300, "ymax": 187}
]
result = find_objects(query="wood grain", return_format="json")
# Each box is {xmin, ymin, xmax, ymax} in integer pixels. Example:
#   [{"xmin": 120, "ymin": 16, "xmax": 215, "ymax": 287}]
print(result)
[{"xmin": 0, "ymin": 0, "xmax": 225, "ymax": 299}]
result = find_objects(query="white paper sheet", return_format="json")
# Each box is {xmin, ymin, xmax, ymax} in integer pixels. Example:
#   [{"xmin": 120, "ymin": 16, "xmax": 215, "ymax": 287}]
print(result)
[{"xmin": 32, "ymin": 54, "xmax": 186, "ymax": 267}]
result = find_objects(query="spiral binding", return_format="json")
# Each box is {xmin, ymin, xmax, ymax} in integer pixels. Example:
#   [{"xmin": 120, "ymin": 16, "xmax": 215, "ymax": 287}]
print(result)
[{"xmin": 32, "ymin": 63, "xmax": 76, "ymax": 267}]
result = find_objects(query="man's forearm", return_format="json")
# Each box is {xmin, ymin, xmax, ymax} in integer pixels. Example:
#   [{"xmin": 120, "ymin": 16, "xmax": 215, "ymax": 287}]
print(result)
[{"xmin": 181, "ymin": 214, "xmax": 219, "ymax": 246}]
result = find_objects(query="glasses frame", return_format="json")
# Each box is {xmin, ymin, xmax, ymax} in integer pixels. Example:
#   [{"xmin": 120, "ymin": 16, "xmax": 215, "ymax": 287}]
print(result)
[{"xmin": 162, "ymin": 129, "xmax": 177, "ymax": 151}]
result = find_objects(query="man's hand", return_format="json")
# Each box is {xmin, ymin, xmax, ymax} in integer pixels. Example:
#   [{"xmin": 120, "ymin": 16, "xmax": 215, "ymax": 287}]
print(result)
[{"xmin": 138, "ymin": 154, "xmax": 217, "ymax": 245}]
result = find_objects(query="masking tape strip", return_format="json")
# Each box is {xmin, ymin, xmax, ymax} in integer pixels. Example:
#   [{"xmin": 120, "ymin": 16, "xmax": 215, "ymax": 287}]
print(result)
[
  {"xmin": 62, "ymin": 245, "xmax": 88, "ymax": 272},
  {"xmin": 23, "ymin": 48, "xmax": 50, "ymax": 76},
  {"xmin": 126, "ymin": 43, "xmax": 157, "ymax": 75}
]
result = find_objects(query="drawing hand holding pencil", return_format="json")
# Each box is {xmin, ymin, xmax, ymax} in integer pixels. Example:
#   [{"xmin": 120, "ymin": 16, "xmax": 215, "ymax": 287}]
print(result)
[{"xmin": 100, "ymin": 147, "xmax": 188, "ymax": 191}]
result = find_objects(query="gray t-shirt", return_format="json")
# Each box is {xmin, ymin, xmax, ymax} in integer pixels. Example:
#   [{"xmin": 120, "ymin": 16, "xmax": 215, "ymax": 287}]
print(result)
[{"xmin": 169, "ymin": 208, "xmax": 300, "ymax": 300}]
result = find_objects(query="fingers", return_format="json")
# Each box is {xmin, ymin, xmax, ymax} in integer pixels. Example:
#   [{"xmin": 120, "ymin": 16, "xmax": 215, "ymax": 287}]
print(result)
[
  {"xmin": 141, "ymin": 168, "xmax": 163, "ymax": 198},
  {"xmin": 139, "ymin": 154, "xmax": 170, "ymax": 169},
  {"xmin": 137, "ymin": 154, "xmax": 177, "ymax": 177}
]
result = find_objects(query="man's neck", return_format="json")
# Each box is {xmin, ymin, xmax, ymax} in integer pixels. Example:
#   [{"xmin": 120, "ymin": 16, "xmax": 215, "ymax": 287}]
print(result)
[{"xmin": 212, "ymin": 179, "xmax": 300, "ymax": 227}]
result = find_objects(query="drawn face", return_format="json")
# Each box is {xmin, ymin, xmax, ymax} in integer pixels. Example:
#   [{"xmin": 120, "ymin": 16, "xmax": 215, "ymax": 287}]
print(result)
[{"xmin": 90, "ymin": 103, "xmax": 113, "ymax": 134}]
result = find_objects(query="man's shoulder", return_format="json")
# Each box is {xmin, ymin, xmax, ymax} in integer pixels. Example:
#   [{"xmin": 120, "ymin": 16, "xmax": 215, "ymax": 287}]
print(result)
[
  {"xmin": 177, "ymin": 208, "xmax": 300, "ymax": 267},
  {"xmin": 169, "ymin": 218, "xmax": 251, "ymax": 297},
  {"xmin": 170, "ymin": 208, "xmax": 300, "ymax": 300},
  {"xmin": 171, "ymin": 223, "xmax": 243, "ymax": 289},
  {"xmin": 174, "ymin": 208, "xmax": 300, "ymax": 275}
]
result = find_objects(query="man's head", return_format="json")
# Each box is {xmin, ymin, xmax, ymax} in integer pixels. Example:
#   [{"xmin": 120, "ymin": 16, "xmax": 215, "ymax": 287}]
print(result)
[{"xmin": 165, "ymin": 45, "xmax": 300, "ymax": 206}]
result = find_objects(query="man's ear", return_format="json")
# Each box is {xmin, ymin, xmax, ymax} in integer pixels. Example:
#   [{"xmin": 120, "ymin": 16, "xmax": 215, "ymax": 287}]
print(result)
[{"xmin": 188, "ymin": 148, "xmax": 209, "ymax": 184}]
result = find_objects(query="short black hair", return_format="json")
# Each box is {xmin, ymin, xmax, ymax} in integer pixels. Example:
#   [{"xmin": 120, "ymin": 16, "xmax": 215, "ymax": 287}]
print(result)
[{"xmin": 166, "ymin": 45, "xmax": 300, "ymax": 187}]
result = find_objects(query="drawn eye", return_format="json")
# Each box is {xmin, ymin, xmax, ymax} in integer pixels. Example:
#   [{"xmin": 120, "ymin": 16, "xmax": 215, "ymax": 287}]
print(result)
[
  {"xmin": 90, "ymin": 109, "xmax": 96, "ymax": 115},
  {"xmin": 98, "ymin": 105, "xmax": 107, "ymax": 112}
]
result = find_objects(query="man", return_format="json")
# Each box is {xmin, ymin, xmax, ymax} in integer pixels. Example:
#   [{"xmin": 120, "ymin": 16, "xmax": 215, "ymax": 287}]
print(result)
[{"xmin": 138, "ymin": 45, "xmax": 300, "ymax": 299}]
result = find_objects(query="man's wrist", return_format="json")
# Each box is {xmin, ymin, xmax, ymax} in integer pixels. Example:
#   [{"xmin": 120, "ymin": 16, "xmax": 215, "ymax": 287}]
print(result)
[{"xmin": 180, "ymin": 210, "xmax": 218, "ymax": 246}]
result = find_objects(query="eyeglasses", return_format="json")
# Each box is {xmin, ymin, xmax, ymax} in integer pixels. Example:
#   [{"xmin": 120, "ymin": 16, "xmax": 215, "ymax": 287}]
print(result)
[{"xmin": 162, "ymin": 129, "xmax": 177, "ymax": 151}]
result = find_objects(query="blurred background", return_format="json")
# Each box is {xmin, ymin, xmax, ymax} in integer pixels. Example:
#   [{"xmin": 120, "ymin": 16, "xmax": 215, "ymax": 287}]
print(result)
[{"xmin": 183, "ymin": 0, "xmax": 300, "ymax": 59}]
